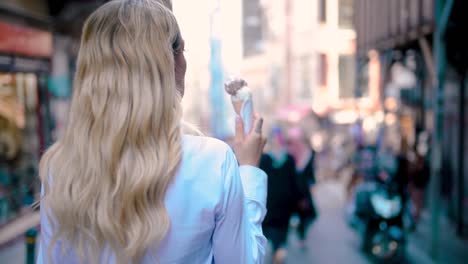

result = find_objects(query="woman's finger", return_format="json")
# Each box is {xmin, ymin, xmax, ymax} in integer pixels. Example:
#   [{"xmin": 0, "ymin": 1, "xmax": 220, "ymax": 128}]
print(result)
[
  {"xmin": 235, "ymin": 115, "xmax": 245, "ymax": 143},
  {"xmin": 254, "ymin": 117, "xmax": 264, "ymax": 135}
]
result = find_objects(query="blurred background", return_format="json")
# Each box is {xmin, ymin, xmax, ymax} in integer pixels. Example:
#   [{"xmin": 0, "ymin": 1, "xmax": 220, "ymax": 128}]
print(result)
[{"xmin": 0, "ymin": 0, "xmax": 467, "ymax": 263}]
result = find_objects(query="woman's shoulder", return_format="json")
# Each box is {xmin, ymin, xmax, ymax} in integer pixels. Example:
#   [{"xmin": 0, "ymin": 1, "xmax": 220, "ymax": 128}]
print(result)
[
  {"xmin": 182, "ymin": 135, "xmax": 234, "ymax": 163},
  {"xmin": 176, "ymin": 135, "xmax": 237, "ymax": 196}
]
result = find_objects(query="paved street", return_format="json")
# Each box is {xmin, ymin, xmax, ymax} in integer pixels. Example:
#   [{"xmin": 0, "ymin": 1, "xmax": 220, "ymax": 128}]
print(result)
[
  {"xmin": 0, "ymin": 239, "xmax": 31, "ymax": 264},
  {"xmin": 282, "ymin": 181, "xmax": 371, "ymax": 264},
  {"xmin": 0, "ymin": 211, "xmax": 40, "ymax": 264},
  {"xmin": 270, "ymin": 181, "xmax": 437, "ymax": 264}
]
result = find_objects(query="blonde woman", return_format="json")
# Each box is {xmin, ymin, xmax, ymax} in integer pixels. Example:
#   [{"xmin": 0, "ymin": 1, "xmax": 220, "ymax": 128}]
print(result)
[{"xmin": 37, "ymin": 0, "xmax": 267, "ymax": 263}]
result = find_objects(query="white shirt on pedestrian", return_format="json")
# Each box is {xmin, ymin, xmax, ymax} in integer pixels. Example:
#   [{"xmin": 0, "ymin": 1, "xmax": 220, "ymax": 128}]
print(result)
[{"xmin": 37, "ymin": 135, "xmax": 268, "ymax": 264}]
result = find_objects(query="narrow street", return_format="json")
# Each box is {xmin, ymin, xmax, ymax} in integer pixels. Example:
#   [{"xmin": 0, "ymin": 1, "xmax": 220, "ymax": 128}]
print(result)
[
  {"xmin": 0, "ymin": 239, "xmax": 31, "ymax": 264},
  {"xmin": 275, "ymin": 181, "xmax": 437, "ymax": 264},
  {"xmin": 1, "ymin": 0, "xmax": 467, "ymax": 263},
  {"xmin": 284, "ymin": 181, "xmax": 371, "ymax": 264}
]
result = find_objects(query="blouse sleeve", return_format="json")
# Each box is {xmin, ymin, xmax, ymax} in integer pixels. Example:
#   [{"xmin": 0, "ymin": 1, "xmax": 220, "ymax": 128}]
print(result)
[{"xmin": 212, "ymin": 149, "xmax": 268, "ymax": 264}]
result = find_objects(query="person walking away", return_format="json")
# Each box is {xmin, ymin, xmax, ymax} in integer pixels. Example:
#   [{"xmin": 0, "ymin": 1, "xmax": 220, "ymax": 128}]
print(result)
[
  {"xmin": 286, "ymin": 127, "xmax": 317, "ymax": 248},
  {"xmin": 37, "ymin": 1, "xmax": 268, "ymax": 263},
  {"xmin": 260, "ymin": 126, "xmax": 297, "ymax": 264},
  {"xmin": 408, "ymin": 149, "xmax": 430, "ymax": 224}
]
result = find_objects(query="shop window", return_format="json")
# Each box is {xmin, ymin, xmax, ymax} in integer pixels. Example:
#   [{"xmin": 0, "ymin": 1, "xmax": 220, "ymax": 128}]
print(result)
[
  {"xmin": 318, "ymin": 53, "xmax": 328, "ymax": 87},
  {"xmin": 339, "ymin": 55, "xmax": 356, "ymax": 98},
  {"xmin": 319, "ymin": 0, "xmax": 327, "ymax": 23},
  {"xmin": 270, "ymin": 65, "xmax": 282, "ymax": 99},
  {"xmin": 339, "ymin": 0, "xmax": 354, "ymax": 29},
  {"xmin": 357, "ymin": 62, "xmax": 369, "ymax": 97},
  {"xmin": 300, "ymin": 56, "xmax": 311, "ymax": 98},
  {"xmin": 0, "ymin": 72, "xmax": 40, "ymax": 224},
  {"xmin": 243, "ymin": 0, "xmax": 264, "ymax": 57}
]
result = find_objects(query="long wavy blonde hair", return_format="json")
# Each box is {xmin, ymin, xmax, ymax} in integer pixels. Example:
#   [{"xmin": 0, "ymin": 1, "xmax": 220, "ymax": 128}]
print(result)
[{"xmin": 39, "ymin": 0, "xmax": 183, "ymax": 263}]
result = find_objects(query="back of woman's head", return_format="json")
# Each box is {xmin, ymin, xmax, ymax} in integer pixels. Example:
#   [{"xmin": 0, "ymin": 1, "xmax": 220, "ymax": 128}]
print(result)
[{"xmin": 39, "ymin": 0, "xmax": 183, "ymax": 263}]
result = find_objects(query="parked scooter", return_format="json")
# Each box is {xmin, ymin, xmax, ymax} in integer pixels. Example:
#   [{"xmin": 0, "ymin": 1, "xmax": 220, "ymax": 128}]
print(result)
[{"xmin": 347, "ymin": 148, "xmax": 406, "ymax": 263}]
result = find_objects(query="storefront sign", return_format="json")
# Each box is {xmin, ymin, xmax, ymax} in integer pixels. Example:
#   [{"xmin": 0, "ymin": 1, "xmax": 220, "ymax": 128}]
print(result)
[
  {"xmin": 0, "ymin": 22, "xmax": 52, "ymax": 58},
  {"xmin": 0, "ymin": 54, "xmax": 49, "ymax": 73}
]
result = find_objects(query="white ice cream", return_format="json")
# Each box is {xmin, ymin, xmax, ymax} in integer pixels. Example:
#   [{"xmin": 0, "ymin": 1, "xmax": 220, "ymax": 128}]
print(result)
[{"xmin": 231, "ymin": 85, "xmax": 252, "ymax": 102}]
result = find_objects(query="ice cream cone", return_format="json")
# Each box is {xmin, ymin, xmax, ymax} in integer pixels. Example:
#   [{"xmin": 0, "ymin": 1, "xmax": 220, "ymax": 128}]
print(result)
[
  {"xmin": 232, "ymin": 100, "xmax": 244, "ymax": 115},
  {"xmin": 224, "ymin": 77, "xmax": 254, "ymax": 134}
]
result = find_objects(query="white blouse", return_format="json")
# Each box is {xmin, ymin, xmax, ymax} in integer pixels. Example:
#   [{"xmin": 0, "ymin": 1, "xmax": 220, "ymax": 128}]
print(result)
[{"xmin": 38, "ymin": 135, "xmax": 268, "ymax": 264}]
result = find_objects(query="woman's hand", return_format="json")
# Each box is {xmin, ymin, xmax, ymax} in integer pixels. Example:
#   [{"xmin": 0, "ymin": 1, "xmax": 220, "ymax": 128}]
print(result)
[{"xmin": 233, "ymin": 115, "xmax": 267, "ymax": 167}]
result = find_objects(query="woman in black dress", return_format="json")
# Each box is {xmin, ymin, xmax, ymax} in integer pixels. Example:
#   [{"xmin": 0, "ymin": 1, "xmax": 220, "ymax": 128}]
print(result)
[
  {"xmin": 287, "ymin": 127, "xmax": 317, "ymax": 247},
  {"xmin": 260, "ymin": 127, "xmax": 298, "ymax": 264}
]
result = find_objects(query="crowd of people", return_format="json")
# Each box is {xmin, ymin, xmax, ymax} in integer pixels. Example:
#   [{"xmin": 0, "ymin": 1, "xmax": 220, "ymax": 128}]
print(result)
[{"xmin": 256, "ymin": 118, "xmax": 431, "ymax": 263}]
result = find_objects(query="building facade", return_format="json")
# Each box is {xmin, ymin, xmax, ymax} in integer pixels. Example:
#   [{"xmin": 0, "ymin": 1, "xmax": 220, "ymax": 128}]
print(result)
[
  {"xmin": 0, "ymin": 0, "xmax": 53, "ymax": 227},
  {"xmin": 0, "ymin": 0, "xmax": 106, "ymax": 243},
  {"xmin": 241, "ymin": 0, "xmax": 367, "ymax": 124},
  {"xmin": 355, "ymin": 0, "xmax": 468, "ymax": 261}
]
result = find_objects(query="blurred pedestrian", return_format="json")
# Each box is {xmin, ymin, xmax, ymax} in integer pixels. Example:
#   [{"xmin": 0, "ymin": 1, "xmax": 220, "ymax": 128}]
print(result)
[
  {"xmin": 394, "ymin": 138, "xmax": 411, "ymax": 198},
  {"xmin": 37, "ymin": 1, "xmax": 268, "ymax": 263},
  {"xmin": 286, "ymin": 127, "xmax": 318, "ymax": 248},
  {"xmin": 260, "ymin": 126, "xmax": 297, "ymax": 264},
  {"xmin": 409, "ymin": 147, "xmax": 430, "ymax": 224}
]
